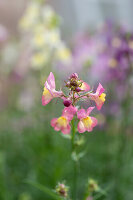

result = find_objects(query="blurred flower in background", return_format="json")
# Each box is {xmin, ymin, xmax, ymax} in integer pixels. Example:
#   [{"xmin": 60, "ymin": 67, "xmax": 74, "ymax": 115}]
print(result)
[
  {"xmin": 0, "ymin": 24, "xmax": 8, "ymax": 44},
  {"xmin": 0, "ymin": 1, "xmax": 133, "ymax": 199},
  {"xmin": 57, "ymin": 21, "xmax": 133, "ymax": 122},
  {"xmin": 19, "ymin": 1, "xmax": 71, "ymax": 70}
]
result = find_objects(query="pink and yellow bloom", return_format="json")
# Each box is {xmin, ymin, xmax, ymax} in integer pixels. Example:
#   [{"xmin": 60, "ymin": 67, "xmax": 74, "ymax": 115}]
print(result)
[
  {"xmin": 77, "ymin": 107, "xmax": 97, "ymax": 133},
  {"xmin": 42, "ymin": 72, "xmax": 63, "ymax": 105},
  {"xmin": 89, "ymin": 83, "xmax": 106, "ymax": 110},
  {"xmin": 51, "ymin": 106, "xmax": 77, "ymax": 134},
  {"xmin": 80, "ymin": 81, "xmax": 90, "ymax": 92},
  {"xmin": 42, "ymin": 72, "xmax": 106, "ymax": 134}
]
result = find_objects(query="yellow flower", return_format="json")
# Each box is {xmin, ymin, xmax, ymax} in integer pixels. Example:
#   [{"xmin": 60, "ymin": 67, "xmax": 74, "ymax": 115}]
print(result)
[
  {"xmin": 20, "ymin": 2, "xmax": 40, "ymax": 30},
  {"xmin": 56, "ymin": 45, "xmax": 71, "ymax": 63},
  {"xmin": 32, "ymin": 32, "xmax": 46, "ymax": 48},
  {"xmin": 31, "ymin": 52, "xmax": 48, "ymax": 69},
  {"xmin": 47, "ymin": 30, "xmax": 60, "ymax": 47}
]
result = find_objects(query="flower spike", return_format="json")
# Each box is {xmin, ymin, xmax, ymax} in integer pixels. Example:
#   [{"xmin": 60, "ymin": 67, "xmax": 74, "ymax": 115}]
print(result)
[{"xmin": 42, "ymin": 72, "xmax": 106, "ymax": 134}]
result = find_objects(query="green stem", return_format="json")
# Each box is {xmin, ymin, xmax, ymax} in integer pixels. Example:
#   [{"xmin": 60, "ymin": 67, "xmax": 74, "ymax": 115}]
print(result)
[
  {"xmin": 71, "ymin": 119, "xmax": 78, "ymax": 200},
  {"xmin": 71, "ymin": 119, "xmax": 76, "ymax": 152}
]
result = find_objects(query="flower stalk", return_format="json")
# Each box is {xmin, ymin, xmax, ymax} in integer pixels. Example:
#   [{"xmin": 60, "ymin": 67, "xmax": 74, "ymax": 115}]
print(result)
[
  {"xmin": 71, "ymin": 118, "xmax": 78, "ymax": 200},
  {"xmin": 42, "ymin": 72, "xmax": 106, "ymax": 199}
]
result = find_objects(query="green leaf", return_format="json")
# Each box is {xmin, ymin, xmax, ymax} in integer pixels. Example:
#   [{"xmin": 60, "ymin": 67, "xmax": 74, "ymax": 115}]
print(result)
[{"xmin": 26, "ymin": 180, "xmax": 64, "ymax": 200}]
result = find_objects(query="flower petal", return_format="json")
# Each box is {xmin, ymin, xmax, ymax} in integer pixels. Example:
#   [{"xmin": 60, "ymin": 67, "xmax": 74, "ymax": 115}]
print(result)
[
  {"xmin": 47, "ymin": 72, "xmax": 55, "ymax": 90},
  {"xmin": 87, "ymin": 117, "xmax": 97, "ymax": 132},
  {"xmin": 61, "ymin": 124, "xmax": 71, "ymax": 134},
  {"xmin": 95, "ymin": 96, "xmax": 105, "ymax": 110},
  {"xmin": 80, "ymin": 81, "xmax": 90, "ymax": 92},
  {"xmin": 77, "ymin": 109, "xmax": 86, "ymax": 119},
  {"xmin": 42, "ymin": 87, "xmax": 53, "ymax": 105},
  {"xmin": 51, "ymin": 118, "xmax": 57, "ymax": 127},
  {"xmin": 63, "ymin": 105, "xmax": 77, "ymax": 120},
  {"xmin": 91, "ymin": 117, "xmax": 98, "ymax": 127},
  {"xmin": 96, "ymin": 83, "xmax": 105, "ymax": 96},
  {"xmin": 77, "ymin": 120, "xmax": 86, "ymax": 133},
  {"xmin": 87, "ymin": 106, "xmax": 95, "ymax": 115}
]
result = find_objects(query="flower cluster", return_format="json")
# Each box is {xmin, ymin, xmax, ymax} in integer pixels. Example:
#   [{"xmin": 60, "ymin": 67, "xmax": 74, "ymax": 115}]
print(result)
[
  {"xmin": 19, "ymin": 1, "xmax": 71, "ymax": 70},
  {"xmin": 42, "ymin": 72, "xmax": 106, "ymax": 134}
]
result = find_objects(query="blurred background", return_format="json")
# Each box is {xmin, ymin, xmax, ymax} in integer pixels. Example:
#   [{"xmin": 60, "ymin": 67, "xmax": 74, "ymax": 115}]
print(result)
[{"xmin": 0, "ymin": 0, "xmax": 133, "ymax": 199}]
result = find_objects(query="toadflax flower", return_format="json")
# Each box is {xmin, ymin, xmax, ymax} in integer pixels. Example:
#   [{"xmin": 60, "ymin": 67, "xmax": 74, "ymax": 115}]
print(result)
[
  {"xmin": 89, "ymin": 83, "xmax": 106, "ymax": 110},
  {"xmin": 42, "ymin": 72, "xmax": 63, "ymax": 105},
  {"xmin": 77, "ymin": 107, "xmax": 97, "ymax": 133},
  {"xmin": 42, "ymin": 72, "xmax": 106, "ymax": 134},
  {"xmin": 51, "ymin": 106, "xmax": 77, "ymax": 134}
]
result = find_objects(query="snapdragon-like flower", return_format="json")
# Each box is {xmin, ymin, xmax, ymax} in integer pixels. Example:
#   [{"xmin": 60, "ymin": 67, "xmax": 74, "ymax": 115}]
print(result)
[
  {"xmin": 51, "ymin": 106, "xmax": 77, "ymax": 134},
  {"xmin": 77, "ymin": 107, "xmax": 97, "ymax": 133},
  {"xmin": 89, "ymin": 83, "xmax": 106, "ymax": 110},
  {"xmin": 42, "ymin": 72, "xmax": 106, "ymax": 134},
  {"xmin": 42, "ymin": 72, "xmax": 62, "ymax": 105}
]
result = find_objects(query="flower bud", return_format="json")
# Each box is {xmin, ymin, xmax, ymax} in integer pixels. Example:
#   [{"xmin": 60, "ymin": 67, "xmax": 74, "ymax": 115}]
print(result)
[
  {"xmin": 70, "ymin": 80, "xmax": 78, "ymax": 87},
  {"xmin": 63, "ymin": 99, "xmax": 71, "ymax": 107},
  {"xmin": 88, "ymin": 179, "xmax": 99, "ymax": 193},
  {"xmin": 66, "ymin": 81, "xmax": 70, "ymax": 87},
  {"xmin": 70, "ymin": 73, "xmax": 78, "ymax": 79},
  {"xmin": 75, "ymin": 87, "xmax": 82, "ymax": 92},
  {"xmin": 55, "ymin": 183, "xmax": 68, "ymax": 197}
]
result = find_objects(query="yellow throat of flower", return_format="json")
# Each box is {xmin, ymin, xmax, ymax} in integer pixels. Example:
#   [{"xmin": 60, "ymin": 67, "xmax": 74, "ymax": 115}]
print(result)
[
  {"xmin": 82, "ymin": 116, "xmax": 92, "ymax": 128},
  {"xmin": 57, "ymin": 116, "xmax": 67, "ymax": 127},
  {"xmin": 43, "ymin": 87, "xmax": 52, "ymax": 98},
  {"xmin": 99, "ymin": 93, "xmax": 106, "ymax": 102}
]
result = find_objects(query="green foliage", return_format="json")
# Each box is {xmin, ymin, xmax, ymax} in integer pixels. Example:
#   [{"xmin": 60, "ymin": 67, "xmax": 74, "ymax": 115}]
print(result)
[{"xmin": 0, "ymin": 104, "xmax": 133, "ymax": 199}]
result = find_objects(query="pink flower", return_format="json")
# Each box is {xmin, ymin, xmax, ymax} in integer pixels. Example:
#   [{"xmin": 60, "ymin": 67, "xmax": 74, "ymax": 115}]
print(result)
[
  {"xmin": 77, "ymin": 107, "xmax": 97, "ymax": 133},
  {"xmin": 51, "ymin": 106, "xmax": 77, "ymax": 134},
  {"xmin": 89, "ymin": 83, "xmax": 106, "ymax": 110},
  {"xmin": 80, "ymin": 81, "xmax": 90, "ymax": 92},
  {"xmin": 42, "ymin": 72, "xmax": 63, "ymax": 105}
]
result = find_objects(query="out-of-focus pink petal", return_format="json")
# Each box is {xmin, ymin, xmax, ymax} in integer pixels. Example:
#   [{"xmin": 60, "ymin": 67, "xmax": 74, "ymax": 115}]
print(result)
[
  {"xmin": 91, "ymin": 117, "xmax": 98, "ymax": 127},
  {"xmin": 96, "ymin": 100, "xmax": 104, "ymax": 110},
  {"xmin": 61, "ymin": 124, "xmax": 71, "ymax": 134},
  {"xmin": 51, "ymin": 118, "xmax": 57, "ymax": 127},
  {"xmin": 53, "ymin": 90, "xmax": 63, "ymax": 97},
  {"xmin": 77, "ymin": 109, "xmax": 86, "ymax": 119},
  {"xmin": 54, "ymin": 125, "xmax": 60, "ymax": 131},
  {"xmin": 80, "ymin": 81, "xmax": 90, "ymax": 92},
  {"xmin": 42, "ymin": 89, "xmax": 53, "ymax": 106},
  {"xmin": 87, "ymin": 117, "xmax": 97, "ymax": 132},
  {"xmin": 96, "ymin": 83, "xmax": 105, "ymax": 95},
  {"xmin": 87, "ymin": 106, "xmax": 95, "ymax": 115},
  {"xmin": 45, "ymin": 81, "xmax": 54, "ymax": 96},
  {"xmin": 47, "ymin": 72, "xmax": 55, "ymax": 90},
  {"xmin": 86, "ymin": 127, "xmax": 93, "ymax": 132},
  {"xmin": 63, "ymin": 105, "xmax": 77, "ymax": 120},
  {"xmin": 78, "ymin": 121, "xmax": 86, "ymax": 133}
]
